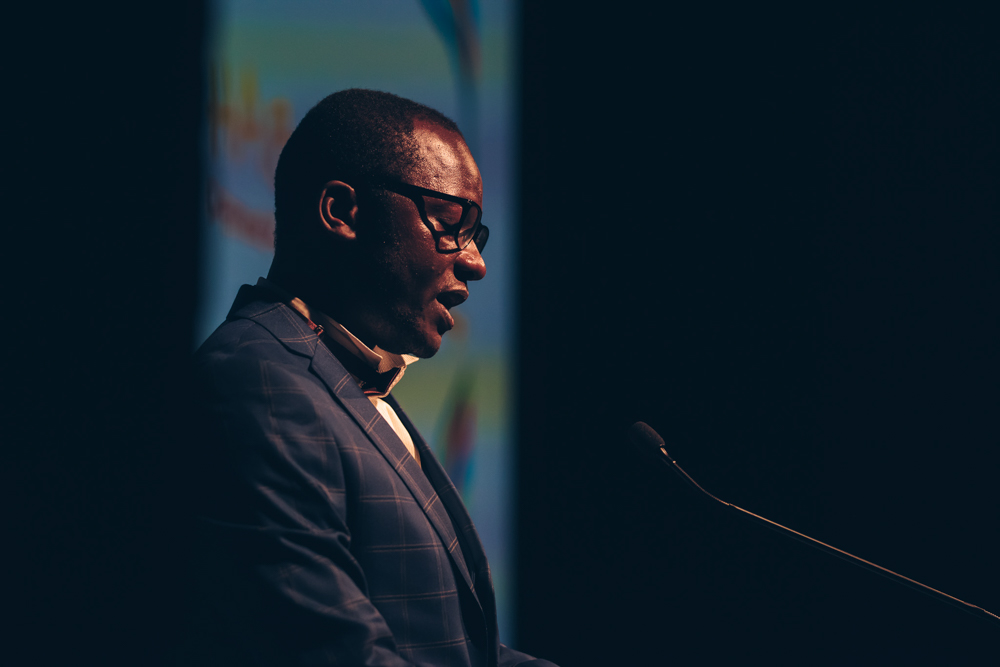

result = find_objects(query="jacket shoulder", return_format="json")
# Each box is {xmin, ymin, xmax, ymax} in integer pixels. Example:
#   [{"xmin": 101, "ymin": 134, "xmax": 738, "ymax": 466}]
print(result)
[
  {"xmin": 197, "ymin": 295, "xmax": 318, "ymax": 361},
  {"xmin": 196, "ymin": 309, "xmax": 322, "ymax": 398}
]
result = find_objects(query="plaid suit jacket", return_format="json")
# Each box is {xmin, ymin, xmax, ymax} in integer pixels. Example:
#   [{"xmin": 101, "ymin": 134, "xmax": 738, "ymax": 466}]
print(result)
[{"xmin": 187, "ymin": 285, "xmax": 553, "ymax": 667}]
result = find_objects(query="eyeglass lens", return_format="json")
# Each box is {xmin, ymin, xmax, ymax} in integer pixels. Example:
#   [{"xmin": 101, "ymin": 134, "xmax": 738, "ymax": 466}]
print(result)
[{"xmin": 423, "ymin": 197, "xmax": 480, "ymax": 252}]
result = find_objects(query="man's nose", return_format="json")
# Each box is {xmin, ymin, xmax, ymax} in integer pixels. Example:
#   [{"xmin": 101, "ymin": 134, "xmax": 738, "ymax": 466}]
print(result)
[{"xmin": 455, "ymin": 241, "xmax": 487, "ymax": 282}]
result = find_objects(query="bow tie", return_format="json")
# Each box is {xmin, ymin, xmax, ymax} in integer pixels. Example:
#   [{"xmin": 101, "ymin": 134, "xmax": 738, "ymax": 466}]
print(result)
[{"xmin": 320, "ymin": 336, "xmax": 403, "ymax": 397}]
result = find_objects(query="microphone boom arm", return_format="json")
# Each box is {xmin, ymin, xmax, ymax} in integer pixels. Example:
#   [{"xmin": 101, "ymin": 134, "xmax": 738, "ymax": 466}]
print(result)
[{"xmin": 630, "ymin": 422, "xmax": 1000, "ymax": 626}]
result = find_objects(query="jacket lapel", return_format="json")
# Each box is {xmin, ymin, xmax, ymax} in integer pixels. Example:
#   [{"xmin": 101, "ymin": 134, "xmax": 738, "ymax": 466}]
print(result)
[
  {"xmin": 385, "ymin": 394, "xmax": 493, "ymax": 591},
  {"xmin": 302, "ymin": 334, "xmax": 475, "ymax": 591},
  {"xmin": 308, "ymin": 343, "xmax": 481, "ymax": 600},
  {"xmin": 386, "ymin": 393, "xmax": 499, "ymax": 655},
  {"xmin": 232, "ymin": 287, "xmax": 483, "ymax": 614}
]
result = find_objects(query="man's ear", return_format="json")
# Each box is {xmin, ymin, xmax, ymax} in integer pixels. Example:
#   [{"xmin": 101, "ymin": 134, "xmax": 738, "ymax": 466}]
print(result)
[{"xmin": 318, "ymin": 180, "xmax": 359, "ymax": 240}]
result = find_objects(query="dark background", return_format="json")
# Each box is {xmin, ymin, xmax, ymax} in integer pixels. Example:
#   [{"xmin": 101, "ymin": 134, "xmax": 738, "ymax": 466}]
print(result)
[
  {"xmin": 13, "ymin": 3, "xmax": 205, "ymax": 665},
  {"xmin": 12, "ymin": 3, "xmax": 998, "ymax": 665},
  {"xmin": 516, "ymin": 4, "xmax": 999, "ymax": 666}
]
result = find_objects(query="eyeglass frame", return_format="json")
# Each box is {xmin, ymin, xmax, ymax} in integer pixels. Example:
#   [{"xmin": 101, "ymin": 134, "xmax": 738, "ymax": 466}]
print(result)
[{"xmin": 364, "ymin": 178, "xmax": 489, "ymax": 254}]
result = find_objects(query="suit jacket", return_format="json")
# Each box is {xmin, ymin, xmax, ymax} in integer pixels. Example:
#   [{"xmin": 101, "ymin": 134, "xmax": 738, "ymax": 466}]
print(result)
[{"xmin": 186, "ymin": 285, "xmax": 554, "ymax": 667}]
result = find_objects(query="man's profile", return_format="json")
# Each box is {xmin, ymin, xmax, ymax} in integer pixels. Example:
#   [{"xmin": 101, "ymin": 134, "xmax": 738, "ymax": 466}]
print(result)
[{"xmin": 185, "ymin": 89, "xmax": 556, "ymax": 666}]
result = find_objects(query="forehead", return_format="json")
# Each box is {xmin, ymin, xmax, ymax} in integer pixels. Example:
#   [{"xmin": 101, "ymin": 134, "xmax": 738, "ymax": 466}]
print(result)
[{"xmin": 409, "ymin": 119, "xmax": 482, "ymax": 203}]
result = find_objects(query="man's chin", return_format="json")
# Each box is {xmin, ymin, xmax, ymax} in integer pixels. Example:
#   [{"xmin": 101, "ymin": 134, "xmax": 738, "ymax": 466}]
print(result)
[
  {"xmin": 408, "ymin": 334, "xmax": 442, "ymax": 359},
  {"xmin": 383, "ymin": 329, "xmax": 441, "ymax": 359}
]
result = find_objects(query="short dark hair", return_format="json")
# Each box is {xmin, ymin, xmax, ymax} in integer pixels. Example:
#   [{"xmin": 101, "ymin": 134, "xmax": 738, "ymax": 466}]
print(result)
[{"xmin": 273, "ymin": 88, "xmax": 462, "ymax": 251}]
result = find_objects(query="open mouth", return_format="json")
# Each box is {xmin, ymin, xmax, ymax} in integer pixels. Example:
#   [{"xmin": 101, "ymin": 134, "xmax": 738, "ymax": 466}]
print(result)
[{"xmin": 436, "ymin": 290, "xmax": 468, "ymax": 310}]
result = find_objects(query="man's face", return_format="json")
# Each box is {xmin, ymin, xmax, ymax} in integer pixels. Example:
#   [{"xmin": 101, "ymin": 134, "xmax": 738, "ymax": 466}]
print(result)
[{"xmin": 357, "ymin": 120, "xmax": 486, "ymax": 357}]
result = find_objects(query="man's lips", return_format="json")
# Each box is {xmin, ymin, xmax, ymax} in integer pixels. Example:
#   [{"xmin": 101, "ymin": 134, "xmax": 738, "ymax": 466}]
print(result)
[
  {"xmin": 439, "ymin": 304, "xmax": 455, "ymax": 331},
  {"xmin": 435, "ymin": 289, "xmax": 468, "ymax": 331},
  {"xmin": 436, "ymin": 289, "xmax": 468, "ymax": 310}
]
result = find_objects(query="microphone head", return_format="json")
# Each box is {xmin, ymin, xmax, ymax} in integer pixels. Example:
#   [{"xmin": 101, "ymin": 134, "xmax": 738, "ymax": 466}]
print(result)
[{"xmin": 629, "ymin": 421, "xmax": 667, "ymax": 456}]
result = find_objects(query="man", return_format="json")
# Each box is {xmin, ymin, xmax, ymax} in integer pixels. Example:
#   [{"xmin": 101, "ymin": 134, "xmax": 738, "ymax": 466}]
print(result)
[{"xmin": 187, "ymin": 89, "xmax": 556, "ymax": 666}]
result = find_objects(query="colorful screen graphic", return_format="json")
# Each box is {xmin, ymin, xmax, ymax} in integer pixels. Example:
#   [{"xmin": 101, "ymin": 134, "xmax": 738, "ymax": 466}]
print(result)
[{"xmin": 197, "ymin": 0, "xmax": 519, "ymax": 637}]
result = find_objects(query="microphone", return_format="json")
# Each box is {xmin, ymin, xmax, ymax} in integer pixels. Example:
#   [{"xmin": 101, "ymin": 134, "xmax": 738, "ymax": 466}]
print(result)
[{"xmin": 628, "ymin": 421, "xmax": 1000, "ymax": 626}]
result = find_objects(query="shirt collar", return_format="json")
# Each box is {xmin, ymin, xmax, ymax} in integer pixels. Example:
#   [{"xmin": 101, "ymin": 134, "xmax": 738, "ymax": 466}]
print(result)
[{"xmin": 255, "ymin": 277, "xmax": 418, "ymax": 394}]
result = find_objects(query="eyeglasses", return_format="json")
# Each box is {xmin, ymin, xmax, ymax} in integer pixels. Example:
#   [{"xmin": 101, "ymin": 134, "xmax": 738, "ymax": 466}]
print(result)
[{"xmin": 370, "ymin": 179, "xmax": 488, "ymax": 254}]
